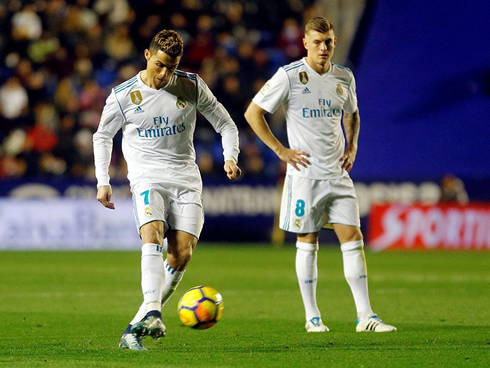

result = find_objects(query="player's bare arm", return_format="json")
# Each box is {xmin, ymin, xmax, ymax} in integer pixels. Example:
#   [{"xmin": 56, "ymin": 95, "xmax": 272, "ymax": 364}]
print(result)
[
  {"xmin": 96, "ymin": 185, "xmax": 115, "ymax": 210},
  {"xmin": 340, "ymin": 109, "xmax": 360, "ymax": 172},
  {"xmin": 244, "ymin": 101, "xmax": 311, "ymax": 171},
  {"xmin": 224, "ymin": 160, "xmax": 242, "ymax": 180}
]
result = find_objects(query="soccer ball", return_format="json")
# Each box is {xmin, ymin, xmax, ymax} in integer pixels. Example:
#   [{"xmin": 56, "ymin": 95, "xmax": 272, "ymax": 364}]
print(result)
[{"xmin": 177, "ymin": 285, "xmax": 224, "ymax": 330}]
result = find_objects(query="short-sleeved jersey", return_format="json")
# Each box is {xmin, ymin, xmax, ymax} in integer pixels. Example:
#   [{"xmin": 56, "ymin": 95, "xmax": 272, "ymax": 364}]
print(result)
[
  {"xmin": 252, "ymin": 58, "xmax": 358, "ymax": 180},
  {"xmin": 93, "ymin": 71, "xmax": 240, "ymax": 192}
]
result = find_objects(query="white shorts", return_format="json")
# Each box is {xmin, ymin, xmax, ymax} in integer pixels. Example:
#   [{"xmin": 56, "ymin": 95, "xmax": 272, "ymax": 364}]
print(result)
[
  {"xmin": 279, "ymin": 175, "xmax": 360, "ymax": 233},
  {"xmin": 131, "ymin": 183, "xmax": 204, "ymax": 239}
]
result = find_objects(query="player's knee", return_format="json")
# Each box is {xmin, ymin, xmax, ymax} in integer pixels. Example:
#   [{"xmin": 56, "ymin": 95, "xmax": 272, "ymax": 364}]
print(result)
[
  {"xmin": 340, "ymin": 239, "xmax": 364, "ymax": 253},
  {"xmin": 336, "ymin": 226, "xmax": 363, "ymax": 245},
  {"xmin": 297, "ymin": 233, "xmax": 319, "ymax": 244},
  {"xmin": 140, "ymin": 222, "xmax": 164, "ymax": 244}
]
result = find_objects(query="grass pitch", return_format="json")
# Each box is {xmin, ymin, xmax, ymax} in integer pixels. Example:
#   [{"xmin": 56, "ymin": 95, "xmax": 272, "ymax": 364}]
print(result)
[{"xmin": 0, "ymin": 245, "xmax": 489, "ymax": 367}]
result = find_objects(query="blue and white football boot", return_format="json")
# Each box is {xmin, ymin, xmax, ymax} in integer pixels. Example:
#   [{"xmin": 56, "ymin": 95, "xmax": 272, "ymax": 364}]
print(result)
[
  {"xmin": 305, "ymin": 317, "xmax": 329, "ymax": 332},
  {"xmin": 131, "ymin": 311, "xmax": 166, "ymax": 339},
  {"xmin": 119, "ymin": 333, "xmax": 147, "ymax": 351}
]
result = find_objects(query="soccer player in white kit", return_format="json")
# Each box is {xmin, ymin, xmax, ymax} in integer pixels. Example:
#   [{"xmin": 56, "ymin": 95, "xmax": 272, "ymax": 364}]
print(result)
[
  {"xmin": 244, "ymin": 17, "xmax": 396, "ymax": 333},
  {"xmin": 93, "ymin": 30, "xmax": 241, "ymax": 350}
]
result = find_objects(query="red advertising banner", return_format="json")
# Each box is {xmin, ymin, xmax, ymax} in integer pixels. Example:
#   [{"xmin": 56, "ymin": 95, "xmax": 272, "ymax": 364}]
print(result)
[{"xmin": 368, "ymin": 203, "xmax": 490, "ymax": 251}]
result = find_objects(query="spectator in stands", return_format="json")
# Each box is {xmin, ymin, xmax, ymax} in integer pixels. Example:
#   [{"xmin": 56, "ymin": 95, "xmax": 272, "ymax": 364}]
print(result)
[
  {"xmin": 11, "ymin": 3, "xmax": 42, "ymax": 42},
  {"xmin": 1, "ymin": 0, "xmax": 353, "ymax": 181},
  {"xmin": 0, "ymin": 155, "xmax": 27, "ymax": 179},
  {"xmin": 278, "ymin": 18, "xmax": 304, "ymax": 61},
  {"xmin": 440, "ymin": 174, "xmax": 469, "ymax": 204},
  {"xmin": 0, "ymin": 76, "xmax": 29, "ymax": 135},
  {"xmin": 26, "ymin": 103, "xmax": 59, "ymax": 154},
  {"xmin": 105, "ymin": 24, "xmax": 136, "ymax": 63}
]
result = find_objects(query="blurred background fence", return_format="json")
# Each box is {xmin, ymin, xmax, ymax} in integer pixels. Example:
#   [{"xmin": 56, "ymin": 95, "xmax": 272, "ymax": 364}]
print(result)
[{"xmin": 0, "ymin": 0, "xmax": 489, "ymax": 249}]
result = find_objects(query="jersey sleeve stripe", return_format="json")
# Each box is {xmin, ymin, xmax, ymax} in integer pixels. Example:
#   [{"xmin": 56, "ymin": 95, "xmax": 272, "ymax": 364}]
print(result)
[
  {"xmin": 195, "ymin": 77, "xmax": 198, "ymax": 104},
  {"xmin": 114, "ymin": 77, "xmax": 136, "ymax": 91},
  {"xmin": 283, "ymin": 175, "xmax": 293, "ymax": 231},
  {"xmin": 175, "ymin": 70, "xmax": 197, "ymax": 80},
  {"xmin": 283, "ymin": 68, "xmax": 292, "ymax": 100},
  {"xmin": 284, "ymin": 60, "xmax": 303, "ymax": 71},
  {"xmin": 114, "ymin": 80, "xmax": 138, "ymax": 94},
  {"xmin": 131, "ymin": 193, "xmax": 140, "ymax": 229},
  {"xmin": 286, "ymin": 60, "xmax": 303, "ymax": 67},
  {"xmin": 284, "ymin": 64, "xmax": 303, "ymax": 73},
  {"xmin": 113, "ymin": 91, "xmax": 128, "ymax": 122},
  {"xmin": 114, "ymin": 77, "xmax": 137, "ymax": 92},
  {"xmin": 331, "ymin": 62, "xmax": 352, "ymax": 72}
]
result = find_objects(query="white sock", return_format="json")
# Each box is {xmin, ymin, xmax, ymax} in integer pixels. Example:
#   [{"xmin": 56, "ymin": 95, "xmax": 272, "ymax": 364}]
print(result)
[
  {"xmin": 141, "ymin": 243, "xmax": 165, "ymax": 312},
  {"xmin": 161, "ymin": 259, "xmax": 185, "ymax": 307},
  {"xmin": 341, "ymin": 240, "xmax": 374, "ymax": 320},
  {"xmin": 129, "ymin": 301, "xmax": 147, "ymax": 325},
  {"xmin": 296, "ymin": 241, "xmax": 321, "ymax": 321}
]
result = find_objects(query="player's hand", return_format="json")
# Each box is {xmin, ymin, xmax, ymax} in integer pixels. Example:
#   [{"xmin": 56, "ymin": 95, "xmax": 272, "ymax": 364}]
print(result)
[
  {"xmin": 224, "ymin": 160, "xmax": 242, "ymax": 180},
  {"xmin": 339, "ymin": 145, "xmax": 357, "ymax": 172},
  {"xmin": 276, "ymin": 146, "xmax": 311, "ymax": 171},
  {"xmin": 96, "ymin": 185, "xmax": 115, "ymax": 209}
]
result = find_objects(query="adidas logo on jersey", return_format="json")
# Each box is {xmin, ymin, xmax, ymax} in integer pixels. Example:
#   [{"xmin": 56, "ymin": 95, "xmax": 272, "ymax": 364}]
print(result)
[
  {"xmin": 134, "ymin": 106, "xmax": 144, "ymax": 114},
  {"xmin": 302, "ymin": 87, "xmax": 311, "ymax": 94}
]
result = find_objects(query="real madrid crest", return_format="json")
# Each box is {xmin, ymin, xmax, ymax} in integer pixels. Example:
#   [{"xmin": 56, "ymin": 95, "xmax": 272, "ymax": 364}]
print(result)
[
  {"xmin": 130, "ymin": 90, "xmax": 143, "ymax": 105},
  {"xmin": 336, "ymin": 83, "xmax": 343, "ymax": 95},
  {"xmin": 176, "ymin": 96, "xmax": 187, "ymax": 109},
  {"xmin": 299, "ymin": 72, "xmax": 309, "ymax": 85},
  {"xmin": 144, "ymin": 207, "xmax": 153, "ymax": 217}
]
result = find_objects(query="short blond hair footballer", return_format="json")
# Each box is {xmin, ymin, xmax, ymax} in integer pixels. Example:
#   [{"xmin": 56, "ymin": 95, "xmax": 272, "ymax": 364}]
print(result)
[
  {"xmin": 305, "ymin": 17, "xmax": 334, "ymax": 34},
  {"xmin": 149, "ymin": 30, "xmax": 184, "ymax": 57}
]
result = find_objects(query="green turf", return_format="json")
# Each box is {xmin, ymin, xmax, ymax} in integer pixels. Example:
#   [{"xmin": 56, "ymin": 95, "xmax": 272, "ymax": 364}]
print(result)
[{"xmin": 0, "ymin": 246, "xmax": 489, "ymax": 367}]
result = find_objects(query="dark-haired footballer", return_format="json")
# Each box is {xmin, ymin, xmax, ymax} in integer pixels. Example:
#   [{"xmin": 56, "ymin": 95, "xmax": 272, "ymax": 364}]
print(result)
[{"xmin": 94, "ymin": 30, "xmax": 241, "ymax": 351}]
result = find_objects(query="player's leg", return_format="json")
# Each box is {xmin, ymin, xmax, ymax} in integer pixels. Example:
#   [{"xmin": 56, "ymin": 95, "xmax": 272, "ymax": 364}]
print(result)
[
  {"xmin": 332, "ymin": 224, "xmax": 373, "ymax": 318},
  {"xmin": 140, "ymin": 221, "xmax": 166, "ymax": 313},
  {"xmin": 160, "ymin": 230, "xmax": 197, "ymax": 307},
  {"xmin": 128, "ymin": 187, "xmax": 168, "ymax": 340},
  {"xmin": 121, "ymin": 238, "xmax": 168, "ymax": 344},
  {"xmin": 333, "ymin": 223, "xmax": 396, "ymax": 332},
  {"xmin": 280, "ymin": 175, "xmax": 329, "ymax": 332},
  {"xmin": 160, "ymin": 188, "xmax": 204, "ymax": 308},
  {"xmin": 296, "ymin": 232, "xmax": 329, "ymax": 332},
  {"xmin": 130, "ymin": 220, "xmax": 167, "ymax": 339}
]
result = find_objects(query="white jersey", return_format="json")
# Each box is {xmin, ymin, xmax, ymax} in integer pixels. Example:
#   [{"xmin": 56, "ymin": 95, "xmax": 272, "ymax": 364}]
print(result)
[
  {"xmin": 93, "ymin": 71, "xmax": 240, "ymax": 192},
  {"xmin": 252, "ymin": 58, "xmax": 358, "ymax": 180}
]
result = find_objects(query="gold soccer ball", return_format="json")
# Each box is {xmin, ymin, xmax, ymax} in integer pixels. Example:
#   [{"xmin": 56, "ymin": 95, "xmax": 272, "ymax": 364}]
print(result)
[{"xmin": 177, "ymin": 285, "xmax": 224, "ymax": 330}]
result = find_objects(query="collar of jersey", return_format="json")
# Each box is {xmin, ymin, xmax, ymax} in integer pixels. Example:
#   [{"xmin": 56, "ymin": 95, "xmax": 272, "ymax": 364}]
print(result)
[
  {"xmin": 302, "ymin": 57, "xmax": 332, "ymax": 78},
  {"xmin": 137, "ymin": 71, "xmax": 172, "ymax": 92}
]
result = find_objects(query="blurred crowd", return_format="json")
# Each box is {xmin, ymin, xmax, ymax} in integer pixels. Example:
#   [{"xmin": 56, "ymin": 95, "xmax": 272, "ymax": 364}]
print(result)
[{"xmin": 0, "ymin": 0, "xmax": 348, "ymax": 182}]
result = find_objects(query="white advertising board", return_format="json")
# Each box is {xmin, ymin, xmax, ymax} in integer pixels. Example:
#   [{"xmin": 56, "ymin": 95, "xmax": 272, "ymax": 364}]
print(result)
[{"xmin": 0, "ymin": 199, "xmax": 140, "ymax": 250}]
